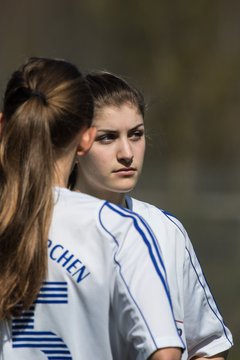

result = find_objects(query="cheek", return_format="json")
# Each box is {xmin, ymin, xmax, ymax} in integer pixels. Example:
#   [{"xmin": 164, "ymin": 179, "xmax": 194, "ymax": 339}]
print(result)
[
  {"xmin": 135, "ymin": 142, "xmax": 146, "ymax": 165},
  {"xmin": 84, "ymin": 149, "xmax": 110, "ymax": 172},
  {"xmin": 92, "ymin": 146, "xmax": 115, "ymax": 163},
  {"xmin": 80, "ymin": 155, "xmax": 98, "ymax": 174}
]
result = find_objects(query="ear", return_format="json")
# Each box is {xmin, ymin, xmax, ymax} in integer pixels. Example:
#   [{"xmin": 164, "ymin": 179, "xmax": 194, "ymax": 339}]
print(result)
[
  {"xmin": 0, "ymin": 113, "xmax": 4, "ymax": 135},
  {"xmin": 77, "ymin": 126, "xmax": 96, "ymax": 156}
]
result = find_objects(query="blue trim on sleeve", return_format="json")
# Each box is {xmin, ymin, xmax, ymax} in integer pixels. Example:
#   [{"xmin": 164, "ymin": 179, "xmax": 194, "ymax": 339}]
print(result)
[
  {"xmin": 161, "ymin": 210, "xmax": 233, "ymax": 346},
  {"xmin": 185, "ymin": 246, "xmax": 233, "ymax": 346},
  {"xmin": 125, "ymin": 197, "xmax": 168, "ymax": 280},
  {"xmin": 99, "ymin": 201, "xmax": 185, "ymax": 350},
  {"xmin": 98, "ymin": 202, "xmax": 159, "ymax": 350},
  {"xmin": 124, "ymin": 199, "xmax": 167, "ymax": 278},
  {"xmin": 107, "ymin": 202, "xmax": 171, "ymax": 302},
  {"xmin": 121, "ymin": 204, "xmax": 167, "ymax": 277}
]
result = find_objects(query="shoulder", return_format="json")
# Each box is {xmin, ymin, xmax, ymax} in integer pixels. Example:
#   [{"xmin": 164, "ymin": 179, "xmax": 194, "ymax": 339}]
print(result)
[
  {"xmin": 130, "ymin": 197, "xmax": 187, "ymax": 238},
  {"xmin": 53, "ymin": 187, "xmax": 109, "ymax": 233},
  {"xmin": 54, "ymin": 187, "xmax": 105, "ymax": 212},
  {"xmin": 99, "ymin": 201, "xmax": 146, "ymax": 238}
]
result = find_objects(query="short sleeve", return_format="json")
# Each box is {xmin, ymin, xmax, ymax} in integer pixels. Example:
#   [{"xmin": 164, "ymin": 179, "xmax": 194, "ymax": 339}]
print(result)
[
  {"xmin": 99, "ymin": 202, "xmax": 185, "ymax": 360},
  {"xmin": 182, "ymin": 229, "xmax": 233, "ymax": 358}
]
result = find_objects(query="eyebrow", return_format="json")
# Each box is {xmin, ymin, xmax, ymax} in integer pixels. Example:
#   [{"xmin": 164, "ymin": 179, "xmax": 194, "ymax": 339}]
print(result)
[{"xmin": 96, "ymin": 123, "xmax": 144, "ymax": 133}]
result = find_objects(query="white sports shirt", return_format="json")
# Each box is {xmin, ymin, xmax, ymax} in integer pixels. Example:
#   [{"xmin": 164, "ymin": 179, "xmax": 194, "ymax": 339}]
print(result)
[
  {"xmin": 125, "ymin": 196, "xmax": 233, "ymax": 359},
  {"xmin": 0, "ymin": 188, "xmax": 184, "ymax": 360}
]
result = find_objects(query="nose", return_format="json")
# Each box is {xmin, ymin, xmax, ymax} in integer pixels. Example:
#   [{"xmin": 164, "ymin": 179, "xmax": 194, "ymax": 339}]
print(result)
[{"xmin": 117, "ymin": 139, "xmax": 133, "ymax": 166}]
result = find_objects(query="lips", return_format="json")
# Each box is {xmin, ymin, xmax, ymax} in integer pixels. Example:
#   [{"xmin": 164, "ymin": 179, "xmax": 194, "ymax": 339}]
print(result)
[
  {"xmin": 113, "ymin": 167, "xmax": 136, "ymax": 173},
  {"xmin": 112, "ymin": 167, "xmax": 137, "ymax": 177}
]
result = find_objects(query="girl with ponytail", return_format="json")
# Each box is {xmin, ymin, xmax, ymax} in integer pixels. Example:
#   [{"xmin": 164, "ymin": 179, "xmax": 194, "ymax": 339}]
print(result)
[
  {"xmin": 0, "ymin": 57, "xmax": 94, "ymax": 320},
  {"xmin": 0, "ymin": 58, "xmax": 183, "ymax": 360}
]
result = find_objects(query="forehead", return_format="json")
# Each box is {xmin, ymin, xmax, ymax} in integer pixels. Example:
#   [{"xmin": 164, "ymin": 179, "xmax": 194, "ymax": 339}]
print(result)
[{"xmin": 93, "ymin": 104, "xmax": 144, "ymax": 129}]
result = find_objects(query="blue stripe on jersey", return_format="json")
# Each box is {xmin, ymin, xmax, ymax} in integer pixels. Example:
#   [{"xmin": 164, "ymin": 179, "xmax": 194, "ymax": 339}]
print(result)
[
  {"xmin": 12, "ymin": 325, "xmax": 34, "ymax": 330},
  {"xmin": 47, "ymin": 358, "xmax": 72, "ymax": 360},
  {"xmin": 99, "ymin": 203, "xmax": 159, "ymax": 350},
  {"xmin": 13, "ymin": 337, "xmax": 67, "ymax": 342},
  {"xmin": 13, "ymin": 344, "xmax": 68, "ymax": 348},
  {"xmin": 17, "ymin": 311, "xmax": 34, "ymax": 317},
  {"xmin": 99, "ymin": 202, "xmax": 185, "ymax": 350},
  {"xmin": 185, "ymin": 246, "xmax": 233, "ymax": 345},
  {"xmin": 12, "ymin": 282, "xmax": 73, "ymax": 359},
  {"xmin": 106, "ymin": 203, "xmax": 171, "ymax": 304},
  {"xmin": 42, "ymin": 281, "xmax": 67, "ymax": 285},
  {"xmin": 34, "ymin": 300, "xmax": 68, "ymax": 304},
  {"xmin": 37, "ymin": 294, "xmax": 68, "ymax": 298},
  {"xmin": 162, "ymin": 210, "xmax": 233, "ymax": 346},
  {"xmin": 120, "ymin": 206, "xmax": 168, "ymax": 278},
  {"xmin": 41, "ymin": 350, "xmax": 70, "ymax": 354},
  {"xmin": 35, "ymin": 282, "xmax": 68, "ymax": 304},
  {"xmin": 40, "ymin": 287, "xmax": 68, "ymax": 291},
  {"xmin": 106, "ymin": 203, "xmax": 185, "ymax": 347},
  {"xmin": 13, "ymin": 319, "xmax": 34, "ymax": 323},
  {"xmin": 125, "ymin": 197, "xmax": 169, "ymax": 282}
]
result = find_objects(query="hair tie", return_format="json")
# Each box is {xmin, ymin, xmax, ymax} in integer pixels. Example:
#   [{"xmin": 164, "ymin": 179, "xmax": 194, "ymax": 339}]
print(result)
[{"xmin": 30, "ymin": 90, "xmax": 47, "ymax": 105}]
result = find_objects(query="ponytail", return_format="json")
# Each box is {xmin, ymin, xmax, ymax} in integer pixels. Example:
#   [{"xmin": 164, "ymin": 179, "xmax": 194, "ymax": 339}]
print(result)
[
  {"xmin": 0, "ymin": 94, "xmax": 54, "ymax": 318},
  {"xmin": 0, "ymin": 57, "xmax": 93, "ymax": 319}
]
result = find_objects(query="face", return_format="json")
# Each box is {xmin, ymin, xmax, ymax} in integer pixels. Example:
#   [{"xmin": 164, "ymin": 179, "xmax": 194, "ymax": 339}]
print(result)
[{"xmin": 76, "ymin": 103, "xmax": 145, "ymax": 204}]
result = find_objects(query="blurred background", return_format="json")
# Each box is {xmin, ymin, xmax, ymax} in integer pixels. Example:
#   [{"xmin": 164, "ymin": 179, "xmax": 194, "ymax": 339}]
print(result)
[{"xmin": 0, "ymin": 0, "xmax": 239, "ymax": 357}]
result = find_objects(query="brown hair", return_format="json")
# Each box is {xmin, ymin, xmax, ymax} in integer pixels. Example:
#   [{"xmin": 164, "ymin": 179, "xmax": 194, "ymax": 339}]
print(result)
[
  {"xmin": 0, "ymin": 57, "xmax": 93, "ymax": 319},
  {"xmin": 68, "ymin": 71, "xmax": 146, "ymax": 189},
  {"xmin": 85, "ymin": 71, "xmax": 145, "ymax": 118}
]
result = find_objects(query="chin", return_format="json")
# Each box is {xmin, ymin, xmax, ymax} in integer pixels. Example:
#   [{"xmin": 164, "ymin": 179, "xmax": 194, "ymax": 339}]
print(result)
[
  {"xmin": 114, "ymin": 186, "xmax": 135, "ymax": 193},
  {"xmin": 115, "ymin": 179, "xmax": 137, "ymax": 191}
]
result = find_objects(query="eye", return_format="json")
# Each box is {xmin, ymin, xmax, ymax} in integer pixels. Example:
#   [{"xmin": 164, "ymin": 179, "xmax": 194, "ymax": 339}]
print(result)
[
  {"xmin": 95, "ymin": 133, "xmax": 117, "ymax": 144},
  {"xmin": 129, "ymin": 129, "xmax": 144, "ymax": 141}
]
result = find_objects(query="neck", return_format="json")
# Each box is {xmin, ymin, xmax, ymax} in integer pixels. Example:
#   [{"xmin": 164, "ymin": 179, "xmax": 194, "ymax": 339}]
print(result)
[
  {"xmin": 103, "ymin": 192, "xmax": 127, "ymax": 207},
  {"xmin": 54, "ymin": 172, "xmax": 68, "ymax": 188},
  {"xmin": 54, "ymin": 153, "xmax": 76, "ymax": 188}
]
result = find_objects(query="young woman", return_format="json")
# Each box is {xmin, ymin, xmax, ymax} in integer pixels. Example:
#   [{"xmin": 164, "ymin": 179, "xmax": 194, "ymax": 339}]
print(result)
[
  {"xmin": 75, "ymin": 71, "xmax": 234, "ymax": 360},
  {"xmin": 0, "ymin": 58, "xmax": 184, "ymax": 360}
]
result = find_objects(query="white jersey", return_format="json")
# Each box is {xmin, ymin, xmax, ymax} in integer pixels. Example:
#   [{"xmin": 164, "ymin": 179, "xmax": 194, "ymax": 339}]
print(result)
[
  {"xmin": 0, "ymin": 188, "xmax": 184, "ymax": 360},
  {"xmin": 125, "ymin": 196, "xmax": 233, "ymax": 359}
]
